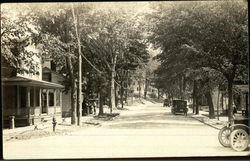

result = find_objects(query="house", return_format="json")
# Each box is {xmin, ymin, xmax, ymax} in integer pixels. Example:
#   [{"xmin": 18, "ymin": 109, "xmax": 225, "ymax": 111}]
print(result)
[
  {"xmin": 126, "ymin": 77, "xmax": 158, "ymax": 105},
  {"xmin": 210, "ymin": 82, "xmax": 248, "ymax": 116},
  {"xmin": 42, "ymin": 59, "xmax": 72, "ymax": 117},
  {"xmin": 2, "ymin": 45, "xmax": 64, "ymax": 128},
  {"xmin": 132, "ymin": 78, "xmax": 158, "ymax": 98}
]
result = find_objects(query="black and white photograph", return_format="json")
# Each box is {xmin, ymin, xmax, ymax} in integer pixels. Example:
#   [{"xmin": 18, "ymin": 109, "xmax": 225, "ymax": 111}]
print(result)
[{"xmin": 1, "ymin": 1, "xmax": 249, "ymax": 159}]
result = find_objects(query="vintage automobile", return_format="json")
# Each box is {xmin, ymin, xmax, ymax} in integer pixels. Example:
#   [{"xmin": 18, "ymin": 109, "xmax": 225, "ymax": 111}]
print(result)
[
  {"xmin": 218, "ymin": 117, "xmax": 250, "ymax": 152},
  {"xmin": 171, "ymin": 100, "xmax": 188, "ymax": 116}
]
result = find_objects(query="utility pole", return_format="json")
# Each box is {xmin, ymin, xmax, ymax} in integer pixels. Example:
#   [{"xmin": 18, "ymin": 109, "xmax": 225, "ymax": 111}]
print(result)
[{"xmin": 72, "ymin": 4, "xmax": 82, "ymax": 126}]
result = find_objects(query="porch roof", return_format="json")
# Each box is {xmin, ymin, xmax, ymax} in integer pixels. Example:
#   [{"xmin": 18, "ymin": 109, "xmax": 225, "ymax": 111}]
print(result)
[{"xmin": 2, "ymin": 76, "xmax": 64, "ymax": 89}]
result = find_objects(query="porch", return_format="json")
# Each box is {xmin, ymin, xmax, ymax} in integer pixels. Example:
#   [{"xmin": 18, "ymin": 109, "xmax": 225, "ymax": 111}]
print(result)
[{"xmin": 2, "ymin": 77, "xmax": 64, "ymax": 128}]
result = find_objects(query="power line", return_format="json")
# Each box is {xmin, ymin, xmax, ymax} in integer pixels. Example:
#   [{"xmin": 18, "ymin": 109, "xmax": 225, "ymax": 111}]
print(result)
[
  {"xmin": 80, "ymin": 52, "xmax": 104, "ymax": 74},
  {"xmin": 80, "ymin": 52, "xmax": 128, "ymax": 89}
]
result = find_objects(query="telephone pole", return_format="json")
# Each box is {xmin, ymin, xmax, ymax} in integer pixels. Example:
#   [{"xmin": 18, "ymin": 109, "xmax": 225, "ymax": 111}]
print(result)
[{"xmin": 72, "ymin": 4, "xmax": 82, "ymax": 126}]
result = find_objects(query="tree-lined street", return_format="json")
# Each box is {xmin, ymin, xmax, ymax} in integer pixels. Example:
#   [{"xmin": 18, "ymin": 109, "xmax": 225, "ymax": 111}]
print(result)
[
  {"xmin": 3, "ymin": 102, "xmax": 250, "ymax": 159},
  {"xmin": 1, "ymin": 1, "xmax": 249, "ymax": 159}
]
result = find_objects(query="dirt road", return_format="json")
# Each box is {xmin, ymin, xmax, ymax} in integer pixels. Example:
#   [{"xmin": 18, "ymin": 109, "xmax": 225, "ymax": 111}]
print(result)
[{"xmin": 3, "ymin": 103, "xmax": 250, "ymax": 159}]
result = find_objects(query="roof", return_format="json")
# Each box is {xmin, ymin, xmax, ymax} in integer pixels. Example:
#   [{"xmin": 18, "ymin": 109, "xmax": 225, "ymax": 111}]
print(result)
[{"xmin": 2, "ymin": 76, "xmax": 64, "ymax": 89}]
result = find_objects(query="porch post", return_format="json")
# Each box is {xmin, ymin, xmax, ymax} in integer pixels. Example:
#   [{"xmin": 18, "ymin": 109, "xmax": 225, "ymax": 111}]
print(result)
[
  {"xmin": 54, "ymin": 89, "xmax": 56, "ymax": 114},
  {"xmin": 46, "ymin": 90, "xmax": 49, "ymax": 114},
  {"xmin": 26, "ymin": 87, "xmax": 31, "ymax": 109},
  {"xmin": 26, "ymin": 87, "xmax": 31, "ymax": 125},
  {"xmin": 17, "ymin": 86, "xmax": 20, "ymax": 115},
  {"xmin": 39, "ymin": 88, "xmax": 42, "ymax": 114}
]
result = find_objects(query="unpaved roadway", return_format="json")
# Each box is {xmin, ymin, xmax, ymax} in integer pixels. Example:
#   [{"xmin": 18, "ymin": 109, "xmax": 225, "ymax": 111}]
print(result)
[{"xmin": 3, "ymin": 103, "xmax": 250, "ymax": 159}]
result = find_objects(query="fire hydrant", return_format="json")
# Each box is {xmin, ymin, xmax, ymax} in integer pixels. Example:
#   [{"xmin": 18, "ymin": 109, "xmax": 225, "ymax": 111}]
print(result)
[
  {"xmin": 9, "ymin": 116, "xmax": 15, "ymax": 129},
  {"xmin": 52, "ymin": 117, "xmax": 57, "ymax": 132}
]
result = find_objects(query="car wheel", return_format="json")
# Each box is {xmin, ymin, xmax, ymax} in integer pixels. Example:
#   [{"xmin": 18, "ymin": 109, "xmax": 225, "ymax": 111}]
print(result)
[
  {"xmin": 218, "ymin": 126, "xmax": 231, "ymax": 147},
  {"xmin": 230, "ymin": 129, "xmax": 249, "ymax": 151}
]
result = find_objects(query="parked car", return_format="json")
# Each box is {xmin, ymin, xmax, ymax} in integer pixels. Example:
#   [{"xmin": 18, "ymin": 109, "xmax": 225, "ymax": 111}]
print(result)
[
  {"xmin": 171, "ymin": 100, "xmax": 188, "ymax": 115},
  {"xmin": 218, "ymin": 117, "xmax": 250, "ymax": 152}
]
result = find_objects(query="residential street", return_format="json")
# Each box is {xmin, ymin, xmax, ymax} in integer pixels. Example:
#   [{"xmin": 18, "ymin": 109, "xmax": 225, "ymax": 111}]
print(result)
[
  {"xmin": 3, "ymin": 102, "xmax": 250, "ymax": 159},
  {"xmin": 2, "ymin": 1, "xmax": 249, "ymax": 160}
]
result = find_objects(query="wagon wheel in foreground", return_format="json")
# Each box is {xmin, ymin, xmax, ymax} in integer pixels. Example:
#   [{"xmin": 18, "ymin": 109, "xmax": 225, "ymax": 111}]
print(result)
[
  {"xmin": 230, "ymin": 129, "xmax": 249, "ymax": 152},
  {"xmin": 218, "ymin": 126, "xmax": 231, "ymax": 147}
]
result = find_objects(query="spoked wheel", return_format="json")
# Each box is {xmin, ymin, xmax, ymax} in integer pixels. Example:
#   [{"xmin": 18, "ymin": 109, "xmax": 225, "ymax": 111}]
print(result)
[
  {"xmin": 218, "ymin": 127, "xmax": 231, "ymax": 147},
  {"xmin": 230, "ymin": 129, "xmax": 249, "ymax": 152}
]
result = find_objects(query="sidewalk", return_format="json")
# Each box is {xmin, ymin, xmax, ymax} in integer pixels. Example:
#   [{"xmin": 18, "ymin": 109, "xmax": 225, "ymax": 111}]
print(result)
[
  {"xmin": 2, "ymin": 101, "xmax": 149, "ymax": 137},
  {"xmin": 190, "ymin": 110, "xmax": 228, "ymax": 130},
  {"xmin": 3, "ymin": 115, "xmax": 97, "ymax": 135}
]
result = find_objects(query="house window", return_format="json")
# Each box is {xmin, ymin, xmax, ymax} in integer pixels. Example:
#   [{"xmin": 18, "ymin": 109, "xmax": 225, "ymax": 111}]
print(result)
[
  {"xmin": 42, "ymin": 73, "xmax": 51, "ymax": 82},
  {"xmin": 51, "ymin": 61, "xmax": 56, "ymax": 71},
  {"xmin": 49, "ymin": 92, "xmax": 54, "ymax": 106},
  {"xmin": 56, "ymin": 90, "xmax": 61, "ymax": 106},
  {"xmin": 30, "ymin": 87, "xmax": 34, "ymax": 107},
  {"xmin": 35, "ymin": 87, "xmax": 40, "ymax": 106}
]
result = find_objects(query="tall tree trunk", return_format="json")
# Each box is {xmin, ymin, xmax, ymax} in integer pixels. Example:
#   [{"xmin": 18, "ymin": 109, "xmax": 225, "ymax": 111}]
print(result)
[
  {"xmin": 245, "ymin": 93, "xmax": 248, "ymax": 118},
  {"xmin": 110, "ymin": 66, "xmax": 116, "ymax": 113},
  {"xmin": 180, "ymin": 77, "xmax": 183, "ymax": 99},
  {"xmin": 227, "ymin": 78, "xmax": 234, "ymax": 122},
  {"xmin": 144, "ymin": 78, "xmax": 148, "ymax": 99},
  {"xmin": 115, "ymin": 82, "xmax": 118, "ymax": 107},
  {"xmin": 124, "ymin": 70, "xmax": 129, "ymax": 103},
  {"xmin": 195, "ymin": 80, "xmax": 199, "ymax": 115},
  {"xmin": 193, "ymin": 80, "xmax": 197, "ymax": 113},
  {"xmin": 221, "ymin": 93, "xmax": 224, "ymax": 111},
  {"xmin": 205, "ymin": 91, "xmax": 215, "ymax": 119},
  {"xmin": 120, "ymin": 80, "xmax": 124, "ymax": 108},
  {"xmin": 125, "ymin": 86, "xmax": 128, "ymax": 103},
  {"xmin": 98, "ymin": 91, "xmax": 104, "ymax": 115},
  {"xmin": 66, "ymin": 56, "xmax": 77, "ymax": 125},
  {"xmin": 195, "ymin": 96, "xmax": 199, "ymax": 115},
  {"xmin": 157, "ymin": 87, "xmax": 160, "ymax": 99},
  {"xmin": 138, "ymin": 80, "xmax": 141, "ymax": 99},
  {"xmin": 183, "ymin": 77, "xmax": 186, "ymax": 93}
]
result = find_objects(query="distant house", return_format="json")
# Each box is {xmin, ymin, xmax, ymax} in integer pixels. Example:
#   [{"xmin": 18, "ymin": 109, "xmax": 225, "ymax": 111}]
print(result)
[
  {"xmin": 2, "ymin": 45, "xmax": 64, "ymax": 128},
  {"xmin": 210, "ymin": 83, "xmax": 248, "ymax": 116},
  {"xmin": 42, "ymin": 60, "xmax": 72, "ymax": 117},
  {"xmin": 132, "ymin": 79, "xmax": 158, "ymax": 98},
  {"xmin": 126, "ymin": 78, "xmax": 158, "ymax": 104}
]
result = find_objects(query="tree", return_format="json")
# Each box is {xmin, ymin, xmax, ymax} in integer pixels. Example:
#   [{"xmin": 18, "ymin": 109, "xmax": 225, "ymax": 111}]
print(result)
[
  {"xmin": 1, "ymin": 4, "xmax": 41, "ymax": 76},
  {"xmin": 148, "ymin": 1, "xmax": 248, "ymax": 121},
  {"xmin": 35, "ymin": 3, "xmax": 85, "ymax": 125},
  {"xmin": 80, "ymin": 7, "xmax": 150, "ymax": 112}
]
